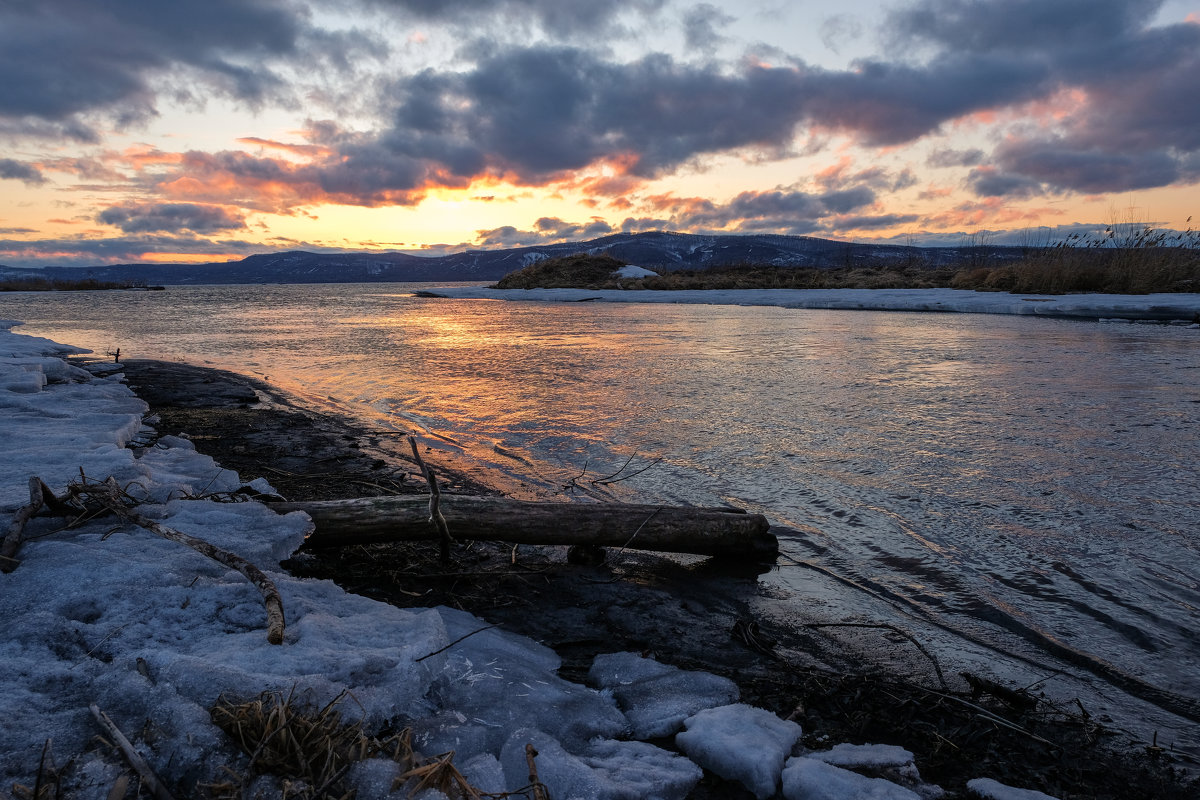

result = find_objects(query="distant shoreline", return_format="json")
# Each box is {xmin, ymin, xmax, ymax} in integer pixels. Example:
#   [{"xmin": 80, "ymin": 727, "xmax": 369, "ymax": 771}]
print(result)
[{"xmin": 420, "ymin": 286, "xmax": 1200, "ymax": 323}]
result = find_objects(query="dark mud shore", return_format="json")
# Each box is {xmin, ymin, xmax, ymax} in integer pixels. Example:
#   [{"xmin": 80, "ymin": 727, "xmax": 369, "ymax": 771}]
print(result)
[{"xmin": 118, "ymin": 358, "xmax": 1198, "ymax": 800}]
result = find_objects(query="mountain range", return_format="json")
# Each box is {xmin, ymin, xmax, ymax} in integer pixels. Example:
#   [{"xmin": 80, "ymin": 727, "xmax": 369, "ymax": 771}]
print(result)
[{"xmin": 0, "ymin": 232, "xmax": 1018, "ymax": 286}]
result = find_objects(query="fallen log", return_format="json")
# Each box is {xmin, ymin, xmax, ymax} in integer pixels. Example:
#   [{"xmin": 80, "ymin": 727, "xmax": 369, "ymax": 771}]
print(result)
[{"xmin": 269, "ymin": 495, "xmax": 778, "ymax": 560}]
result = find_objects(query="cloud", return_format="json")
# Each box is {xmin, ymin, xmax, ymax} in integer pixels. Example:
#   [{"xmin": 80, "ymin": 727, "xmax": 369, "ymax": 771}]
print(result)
[
  {"xmin": 473, "ymin": 216, "xmax": 616, "ymax": 247},
  {"xmin": 966, "ymin": 166, "xmax": 1044, "ymax": 198},
  {"xmin": 887, "ymin": 0, "xmax": 1164, "ymax": 54},
  {"xmin": 474, "ymin": 225, "xmax": 544, "ymax": 247},
  {"xmin": 827, "ymin": 213, "xmax": 920, "ymax": 231},
  {"xmin": 819, "ymin": 13, "xmax": 864, "ymax": 55},
  {"xmin": 0, "ymin": 1, "xmax": 336, "ymax": 137},
  {"xmin": 990, "ymin": 141, "xmax": 1181, "ymax": 194},
  {"xmin": 0, "ymin": 159, "xmax": 46, "ymax": 185},
  {"xmin": 97, "ymin": 203, "xmax": 247, "ymax": 234},
  {"xmin": 0, "ymin": 233, "xmax": 268, "ymax": 268},
  {"xmin": 885, "ymin": 0, "xmax": 1200, "ymax": 194},
  {"xmin": 362, "ymin": 0, "xmax": 667, "ymax": 36},
  {"xmin": 927, "ymin": 148, "xmax": 984, "ymax": 168},
  {"xmin": 534, "ymin": 216, "xmax": 615, "ymax": 238},
  {"xmin": 635, "ymin": 186, "xmax": 880, "ymax": 236},
  {"xmin": 682, "ymin": 3, "xmax": 736, "ymax": 49}
]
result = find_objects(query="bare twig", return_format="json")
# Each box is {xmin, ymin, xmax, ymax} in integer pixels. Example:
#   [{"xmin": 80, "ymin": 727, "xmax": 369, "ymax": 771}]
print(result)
[
  {"xmin": 589, "ymin": 453, "xmax": 636, "ymax": 484},
  {"xmin": 561, "ymin": 459, "xmax": 590, "ymax": 491},
  {"xmin": 407, "ymin": 435, "xmax": 453, "ymax": 563},
  {"xmin": 414, "ymin": 624, "xmax": 501, "ymax": 663},
  {"xmin": 592, "ymin": 457, "xmax": 663, "ymax": 486},
  {"xmin": 89, "ymin": 704, "xmax": 177, "ymax": 800},
  {"xmin": 616, "ymin": 507, "xmax": 662, "ymax": 555}
]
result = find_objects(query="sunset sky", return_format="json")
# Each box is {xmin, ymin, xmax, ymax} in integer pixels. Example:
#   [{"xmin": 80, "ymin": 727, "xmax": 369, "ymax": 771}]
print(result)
[{"xmin": 1, "ymin": 0, "xmax": 1197, "ymax": 268}]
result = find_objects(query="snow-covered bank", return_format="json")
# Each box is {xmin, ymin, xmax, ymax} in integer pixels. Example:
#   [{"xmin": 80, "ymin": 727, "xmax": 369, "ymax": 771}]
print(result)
[
  {"xmin": 2, "ymin": 319, "xmax": 1063, "ymax": 799},
  {"xmin": 423, "ymin": 287, "xmax": 1200, "ymax": 321}
]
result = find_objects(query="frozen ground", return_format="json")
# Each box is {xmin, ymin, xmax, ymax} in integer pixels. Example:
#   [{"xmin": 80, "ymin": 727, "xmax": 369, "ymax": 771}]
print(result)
[
  {"xmin": 423, "ymin": 286, "xmax": 1200, "ymax": 322},
  {"xmin": 2, "ymin": 319, "xmax": 1059, "ymax": 799}
]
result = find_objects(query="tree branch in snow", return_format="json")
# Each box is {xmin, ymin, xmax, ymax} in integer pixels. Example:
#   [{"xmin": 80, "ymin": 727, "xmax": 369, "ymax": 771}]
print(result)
[
  {"xmin": 0, "ymin": 477, "xmax": 43, "ymax": 573},
  {"xmin": 79, "ymin": 476, "xmax": 286, "ymax": 645},
  {"xmin": 89, "ymin": 704, "xmax": 177, "ymax": 800}
]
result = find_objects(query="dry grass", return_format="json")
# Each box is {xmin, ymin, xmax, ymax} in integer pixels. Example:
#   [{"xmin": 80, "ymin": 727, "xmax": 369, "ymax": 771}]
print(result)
[
  {"xmin": 206, "ymin": 689, "xmax": 491, "ymax": 799},
  {"xmin": 492, "ymin": 253, "xmax": 628, "ymax": 289}
]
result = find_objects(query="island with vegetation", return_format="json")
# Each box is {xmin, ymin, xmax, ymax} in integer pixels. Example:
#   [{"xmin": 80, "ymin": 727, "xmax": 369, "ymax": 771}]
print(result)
[{"xmin": 494, "ymin": 226, "xmax": 1200, "ymax": 296}]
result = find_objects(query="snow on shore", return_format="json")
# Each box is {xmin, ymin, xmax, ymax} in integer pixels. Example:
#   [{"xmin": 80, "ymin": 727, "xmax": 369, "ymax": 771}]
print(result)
[
  {"xmin": 1, "ymin": 319, "xmax": 1053, "ymax": 799},
  {"xmin": 424, "ymin": 286, "xmax": 1200, "ymax": 322}
]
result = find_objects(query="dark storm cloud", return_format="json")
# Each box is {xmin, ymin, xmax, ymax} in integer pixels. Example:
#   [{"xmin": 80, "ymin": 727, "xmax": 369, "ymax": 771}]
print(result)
[
  {"xmin": 0, "ymin": 159, "xmax": 46, "ymax": 185},
  {"xmin": 0, "ymin": 0, "xmax": 317, "ymax": 135},
  {"xmin": 98, "ymin": 203, "xmax": 246, "ymax": 234}
]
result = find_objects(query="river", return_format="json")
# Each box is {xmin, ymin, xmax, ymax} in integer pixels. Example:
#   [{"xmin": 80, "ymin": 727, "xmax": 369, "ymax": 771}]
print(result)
[{"xmin": 4, "ymin": 283, "xmax": 1198, "ymax": 757}]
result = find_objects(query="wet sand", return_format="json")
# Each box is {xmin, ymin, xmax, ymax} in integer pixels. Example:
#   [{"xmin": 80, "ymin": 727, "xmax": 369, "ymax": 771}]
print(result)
[{"xmin": 115, "ymin": 358, "xmax": 1198, "ymax": 799}]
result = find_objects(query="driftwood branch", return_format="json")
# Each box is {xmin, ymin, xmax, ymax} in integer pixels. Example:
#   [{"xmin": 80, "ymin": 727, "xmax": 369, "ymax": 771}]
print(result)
[
  {"xmin": 1, "ymin": 477, "xmax": 44, "ymax": 573},
  {"xmin": 525, "ymin": 744, "xmax": 551, "ymax": 800},
  {"xmin": 89, "ymin": 704, "xmax": 177, "ymax": 800},
  {"xmin": 84, "ymin": 477, "xmax": 286, "ymax": 645},
  {"xmin": 271, "ymin": 494, "xmax": 778, "ymax": 560},
  {"xmin": 407, "ymin": 436, "xmax": 452, "ymax": 563}
]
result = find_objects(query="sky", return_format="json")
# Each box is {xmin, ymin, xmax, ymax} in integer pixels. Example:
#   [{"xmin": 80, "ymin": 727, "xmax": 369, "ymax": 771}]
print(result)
[{"xmin": 1, "ymin": 0, "xmax": 1198, "ymax": 269}]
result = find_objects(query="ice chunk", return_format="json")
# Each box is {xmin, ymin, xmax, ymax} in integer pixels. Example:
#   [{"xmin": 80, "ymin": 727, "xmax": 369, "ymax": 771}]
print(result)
[
  {"xmin": 588, "ymin": 651, "xmax": 739, "ymax": 738},
  {"xmin": 0, "ymin": 363, "xmax": 46, "ymax": 393},
  {"xmin": 500, "ymin": 728, "xmax": 607, "ymax": 799},
  {"xmin": 458, "ymin": 753, "xmax": 507, "ymax": 794},
  {"xmin": 782, "ymin": 757, "xmax": 922, "ymax": 800},
  {"xmin": 811, "ymin": 742, "xmax": 916, "ymax": 769},
  {"xmin": 429, "ymin": 611, "xmax": 626, "ymax": 752},
  {"xmin": 347, "ymin": 759, "xmax": 401, "ymax": 800},
  {"xmin": 580, "ymin": 738, "xmax": 703, "ymax": 800},
  {"xmin": 4, "ymin": 356, "xmax": 92, "ymax": 383},
  {"xmin": 675, "ymin": 703, "xmax": 803, "ymax": 799},
  {"xmin": 588, "ymin": 651, "xmax": 677, "ymax": 685},
  {"xmin": 967, "ymin": 777, "xmax": 1061, "ymax": 800}
]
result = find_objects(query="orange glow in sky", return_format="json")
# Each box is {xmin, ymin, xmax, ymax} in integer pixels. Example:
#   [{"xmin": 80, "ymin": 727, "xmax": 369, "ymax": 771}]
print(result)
[{"xmin": 0, "ymin": 1, "xmax": 1197, "ymax": 267}]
